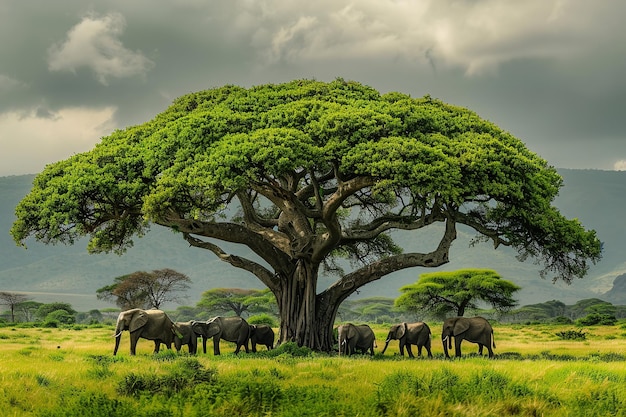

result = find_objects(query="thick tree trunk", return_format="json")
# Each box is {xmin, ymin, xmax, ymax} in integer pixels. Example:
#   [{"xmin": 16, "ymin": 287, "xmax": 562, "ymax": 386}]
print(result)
[{"xmin": 276, "ymin": 260, "xmax": 337, "ymax": 351}]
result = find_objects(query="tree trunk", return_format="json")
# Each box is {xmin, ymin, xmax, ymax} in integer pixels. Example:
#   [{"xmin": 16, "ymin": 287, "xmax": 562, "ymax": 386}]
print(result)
[{"xmin": 275, "ymin": 260, "xmax": 338, "ymax": 352}]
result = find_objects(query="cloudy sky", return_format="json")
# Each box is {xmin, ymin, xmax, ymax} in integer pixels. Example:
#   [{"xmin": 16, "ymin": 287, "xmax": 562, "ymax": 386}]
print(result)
[{"xmin": 1, "ymin": 0, "xmax": 625, "ymax": 176}]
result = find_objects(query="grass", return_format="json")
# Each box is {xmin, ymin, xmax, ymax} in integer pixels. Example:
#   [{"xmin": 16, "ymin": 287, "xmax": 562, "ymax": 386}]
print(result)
[{"xmin": 0, "ymin": 322, "xmax": 624, "ymax": 416}]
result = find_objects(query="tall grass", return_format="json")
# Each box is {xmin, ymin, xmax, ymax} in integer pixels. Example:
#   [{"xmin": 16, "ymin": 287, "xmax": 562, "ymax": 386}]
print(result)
[{"xmin": 0, "ymin": 323, "xmax": 624, "ymax": 416}]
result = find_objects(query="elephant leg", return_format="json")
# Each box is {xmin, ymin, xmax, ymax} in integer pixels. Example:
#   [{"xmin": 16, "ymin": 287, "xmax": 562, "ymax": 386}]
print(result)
[
  {"xmin": 153, "ymin": 340, "xmax": 161, "ymax": 354},
  {"xmin": 416, "ymin": 344, "xmax": 423, "ymax": 357},
  {"xmin": 406, "ymin": 344, "xmax": 415, "ymax": 358},
  {"xmin": 399, "ymin": 341, "xmax": 405, "ymax": 356},
  {"xmin": 213, "ymin": 336, "xmax": 221, "ymax": 355},
  {"xmin": 130, "ymin": 333, "xmax": 140, "ymax": 355},
  {"xmin": 478, "ymin": 344, "xmax": 484, "ymax": 355},
  {"xmin": 425, "ymin": 343, "xmax": 433, "ymax": 358},
  {"xmin": 486, "ymin": 344, "xmax": 494, "ymax": 358},
  {"xmin": 455, "ymin": 338, "xmax": 463, "ymax": 357}
]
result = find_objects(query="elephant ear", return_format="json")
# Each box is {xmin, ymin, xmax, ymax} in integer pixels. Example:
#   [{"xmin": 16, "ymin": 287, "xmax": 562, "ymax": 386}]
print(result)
[
  {"xmin": 395, "ymin": 324, "xmax": 406, "ymax": 339},
  {"xmin": 453, "ymin": 319, "xmax": 470, "ymax": 336},
  {"xmin": 129, "ymin": 311, "xmax": 148, "ymax": 332},
  {"xmin": 347, "ymin": 325, "xmax": 358, "ymax": 339},
  {"xmin": 191, "ymin": 321, "xmax": 205, "ymax": 336}
]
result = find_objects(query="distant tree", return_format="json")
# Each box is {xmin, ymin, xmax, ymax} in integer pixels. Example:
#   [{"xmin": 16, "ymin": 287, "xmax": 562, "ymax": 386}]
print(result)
[
  {"xmin": 169, "ymin": 305, "xmax": 205, "ymax": 322},
  {"xmin": 396, "ymin": 269, "xmax": 521, "ymax": 317},
  {"xmin": 197, "ymin": 288, "xmax": 276, "ymax": 317},
  {"xmin": 36, "ymin": 302, "xmax": 77, "ymax": 321},
  {"xmin": 45, "ymin": 309, "xmax": 76, "ymax": 325},
  {"xmin": 97, "ymin": 275, "xmax": 148, "ymax": 309},
  {"xmin": 97, "ymin": 268, "xmax": 191, "ymax": 309},
  {"xmin": 17, "ymin": 301, "xmax": 43, "ymax": 322},
  {"xmin": 338, "ymin": 297, "xmax": 413, "ymax": 323},
  {"xmin": 0, "ymin": 292, "xmax": 31, "ymax": 322}
]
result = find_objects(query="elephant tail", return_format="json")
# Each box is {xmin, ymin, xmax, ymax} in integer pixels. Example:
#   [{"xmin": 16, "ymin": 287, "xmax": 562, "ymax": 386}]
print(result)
[{"xmin": 492, "ymin": 330, "xmax": 496, "ymax": 349}]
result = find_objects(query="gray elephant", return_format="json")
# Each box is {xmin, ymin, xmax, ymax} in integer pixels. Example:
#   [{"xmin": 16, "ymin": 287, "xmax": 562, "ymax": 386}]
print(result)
[
  {"xmin": 441, "ymin": 316, "xmax": 495, "ymax": 358},
  {"xmin": 113, "ymin": 308, "xmax": 182, "ymax": 356},
  {"xmin": 191, "ymin": 316, "xmax": 250, "ymax": 355},
  {"xmin": 337, "ymin": 323, "xmax": 376, "ymax": 356},
  {"xmin": 173, "ymin": 321, "xmax": 199, "ymax": 354},
  {"xmin": 249, "ymin": 324, "xmax": 275, "ymax": 352},
  {"xmin": 381, "ymin": 322, "xmax": 433, "ymax": 358}
]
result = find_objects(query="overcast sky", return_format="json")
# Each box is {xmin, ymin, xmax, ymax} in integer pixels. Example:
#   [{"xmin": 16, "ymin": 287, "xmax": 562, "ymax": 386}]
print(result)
[{"xmin": 1, "ymin": 0, "xmax": 625, "ymax": 177}]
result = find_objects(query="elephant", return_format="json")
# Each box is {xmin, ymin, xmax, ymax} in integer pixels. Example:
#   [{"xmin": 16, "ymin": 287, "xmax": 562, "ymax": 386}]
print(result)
[
  {"xmin": 337, "ymin": 323, "xmax": 376, "ymax": 356},
  {"xmin": 441, "ymin": 316, "xmax": 495, "ymax": 358},
  {"xmin": 249, "ymin": 324, "xmax": 275, "ymax": 352},
  {"xmin": 381, "ymin": 322, "xmax": 433, "ymax": 358},
  {"xmin": 191, "ymin": 316, "xmax": 250, "ymax": 355},
  {"xmin": 113, "ymin": 308, "xmax": 182, "ymax": 356},
  {"xmin": 173, "ymin": 321, "xmax": 199, "ymax": 354}
]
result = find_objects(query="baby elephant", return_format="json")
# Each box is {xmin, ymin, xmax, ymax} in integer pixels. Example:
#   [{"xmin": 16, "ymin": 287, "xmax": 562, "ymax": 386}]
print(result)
[
  {"xmin": 337, "ymin": 323, "xmax": 376, "ymax": 356},
  {"xmin": 249, "ymin": 324, "xmax": 275, "ymax": 352},
  {"xmin": 381, "ymin": 322, "xmax": 432, "ymax": 358}
]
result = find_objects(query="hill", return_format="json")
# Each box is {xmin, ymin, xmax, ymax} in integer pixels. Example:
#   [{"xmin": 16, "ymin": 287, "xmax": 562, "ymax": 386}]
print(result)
[{"xmin": 1, "ymin": 169, "xmax": 625, "ymax": 311}]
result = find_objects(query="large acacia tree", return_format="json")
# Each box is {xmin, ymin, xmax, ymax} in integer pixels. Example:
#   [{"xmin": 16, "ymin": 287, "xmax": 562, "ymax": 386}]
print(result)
[{"xmin": 11, "ymin": 79, "xmax": 601, "ymax": 351}]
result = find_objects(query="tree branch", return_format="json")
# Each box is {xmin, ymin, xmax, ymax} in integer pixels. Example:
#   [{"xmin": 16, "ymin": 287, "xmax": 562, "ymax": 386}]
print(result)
[{"xmin": 183, "ymin": 233, "xmax": 281, "ymax": 292}]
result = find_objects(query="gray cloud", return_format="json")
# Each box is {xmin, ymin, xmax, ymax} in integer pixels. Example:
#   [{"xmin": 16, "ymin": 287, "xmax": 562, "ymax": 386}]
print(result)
[
  {"xmin": 0, "ymin": 0, "xmax": 625, "ymax": 175},
  {"xmin": 47, "ymin": 12, "xmax": 155, "ymax": 85}
]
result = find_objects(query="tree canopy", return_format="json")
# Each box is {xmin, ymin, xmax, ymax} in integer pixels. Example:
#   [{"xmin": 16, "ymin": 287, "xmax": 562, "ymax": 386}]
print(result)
[
  {"xmin": 196, "ymin": 288, "xmax": 276, "ymax": 317},
  {"xmin": 11, "ymin": 79, "xmax": 602, "ymax": 350},
  {"xmin": 396, "ymin": 269, "xmax": 521, "ymax": 317},
  {"xmin": 96, "ymin": 268, "xmax": 191, "ymax": 309}
]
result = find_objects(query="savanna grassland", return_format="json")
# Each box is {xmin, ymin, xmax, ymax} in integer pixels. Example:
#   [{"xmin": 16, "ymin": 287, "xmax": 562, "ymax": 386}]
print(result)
[{"xmin": 1, "ymin": 322, "xmax": 625, "ymax": 416}]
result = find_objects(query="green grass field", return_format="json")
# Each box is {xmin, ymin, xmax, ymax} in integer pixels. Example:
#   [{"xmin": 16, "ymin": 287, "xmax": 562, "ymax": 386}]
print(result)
[{"xmin": 0, "ymin": 322, "xmax": 625, "ymax": 416}]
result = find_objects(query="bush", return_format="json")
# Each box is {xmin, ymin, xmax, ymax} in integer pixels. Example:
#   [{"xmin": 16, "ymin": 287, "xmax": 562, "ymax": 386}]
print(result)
[
  {"xmin": 576, "ymin": 313, "xmax": 617, "ymax": 326},
  {"xmin": 551, "ymin": 316, "xmax": 573, "ymax": 324},
  {"xmin": 555, "ymin": 329, "xmax": 587, "ymax": 340},
  {"xmin": 46, "ymin": 310, "xmax": 75, "ymax": 325},
  {"xmin": 247, "ymin": 313, "xmax": 278, "ymax": 327}
]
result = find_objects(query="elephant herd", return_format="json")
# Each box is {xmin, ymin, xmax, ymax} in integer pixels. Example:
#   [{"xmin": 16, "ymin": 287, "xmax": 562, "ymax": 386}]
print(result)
[
  {"xmin": 113, "ymin": 308, "xmax": 495, "ymax": 358},
  {"xmin": 339, "ymin": 316, "xmax": 495, "ymax": 358},
  {"xmin": 113, "ymin": 308, "xmax": 274, "ymax": 356}
]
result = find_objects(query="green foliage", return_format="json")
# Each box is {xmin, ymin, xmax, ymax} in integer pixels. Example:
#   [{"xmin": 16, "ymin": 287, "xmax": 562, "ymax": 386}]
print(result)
[
  {"xmin": 12, "ymin": 79, "xmax": 600, "ymax": 282},
  {"xmin": 396, "ymin": 268, "xmax": 520, "ymax": 317},
  {"xmin": 45, "ymin": 309, "xmax": 75, "ymax": 325},
  {"xmin": 117, "ymin": 358, "xmax": 215, "ymax": 396},
  {"xmin": 511, "ymin": 298, "xmax": 622, "ymax": 323},
  {"xmin": 555, "ymin": 329, "xmax": 588, "ymax": 340},
  {"xmin": 36, "ymin": 303, "xmax": 76, "ymax": 320},
  {"xmin": 576, "ymin": 313, "xmax": 617, "ymax": 326},
  {"xmin": 197, "ymin": 288, "xmax": 276, "ymax": 318},
  {"xmin": 247, "ymin": 313, "xmax": 278, "ymax": 327}
]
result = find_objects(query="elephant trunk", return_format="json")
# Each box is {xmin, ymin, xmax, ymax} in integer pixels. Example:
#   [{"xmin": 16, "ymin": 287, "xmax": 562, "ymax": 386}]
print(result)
[
  {"xmin": 381, "ymin": 339, "xmax": 390, "ymax": 354},
  {"xmin": 113, "ymin": 334, "xmax": 121, "ymax": 355},
  {"xmin": 113, "ymin": 319, "xmax": 124, "ymax": 355}
]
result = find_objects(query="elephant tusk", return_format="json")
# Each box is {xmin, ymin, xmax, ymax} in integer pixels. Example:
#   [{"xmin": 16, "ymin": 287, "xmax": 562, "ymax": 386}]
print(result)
[
  {"xmin": 113, "ymin": 331, "xmax": 122, "ymax": 338},
  {"xmin": 442, "ymin": 335, "xmax": 448, "ymax": 342}
]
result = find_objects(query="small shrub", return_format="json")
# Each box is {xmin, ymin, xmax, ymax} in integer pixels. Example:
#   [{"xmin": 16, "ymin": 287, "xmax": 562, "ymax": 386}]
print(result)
[
  {"xmin": 555, "ymin": 329, "xmax": 587, "ymax": 340},
  {"xmin": 551, "ymin": 316, "xmax": 573, "ymax": 324},
  {"xmin": 247, "ymin": 313, "xmax": 278, "ymax": 327}
]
